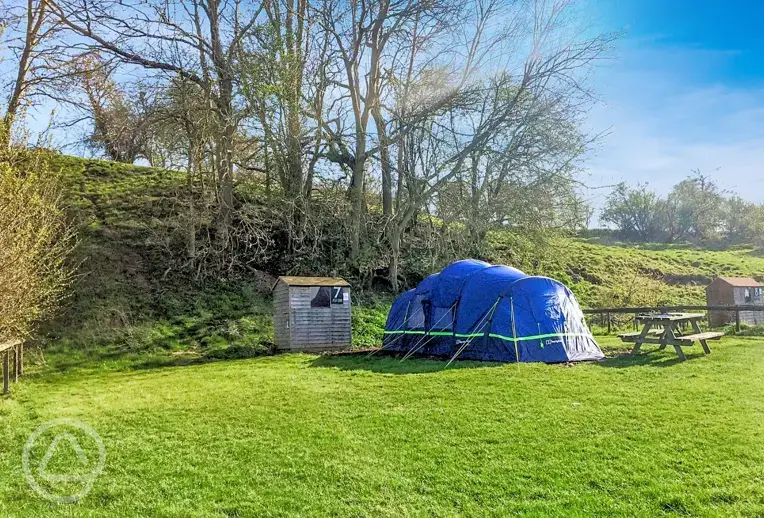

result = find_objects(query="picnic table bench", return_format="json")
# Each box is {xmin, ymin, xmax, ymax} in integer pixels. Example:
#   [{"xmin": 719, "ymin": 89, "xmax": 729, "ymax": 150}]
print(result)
[{"xmin": 619, "ymin": 313, "xmax": 723, "ymax": 361}]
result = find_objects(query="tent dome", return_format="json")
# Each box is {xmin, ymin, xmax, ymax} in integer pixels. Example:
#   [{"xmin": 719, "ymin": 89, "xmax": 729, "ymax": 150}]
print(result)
[{"xmin": 383, "ymin": 260, "xmax": 603, "ymax": 363}]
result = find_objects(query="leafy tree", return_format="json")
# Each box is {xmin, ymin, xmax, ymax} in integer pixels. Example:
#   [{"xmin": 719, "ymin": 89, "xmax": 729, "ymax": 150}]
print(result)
[
  {"xmin": 722, "ymin": 196, "xmax": 764, "ymax": 245},
  {"xmin": 666, "ymin": 172, "xmax": 724, "ymax": 243},
  {"xmin": 68, "ymin": 54, "xmax": 156, "ymax": 163},
  {"xmin": 601, "ymin": 183, "xmax": 665, "ymax": 241}
]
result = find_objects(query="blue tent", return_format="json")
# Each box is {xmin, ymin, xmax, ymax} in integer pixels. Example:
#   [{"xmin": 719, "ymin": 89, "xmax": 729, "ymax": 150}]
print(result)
[{"xmin": 383, "ymin": 259, "xmax": 604, "ymax": 363}]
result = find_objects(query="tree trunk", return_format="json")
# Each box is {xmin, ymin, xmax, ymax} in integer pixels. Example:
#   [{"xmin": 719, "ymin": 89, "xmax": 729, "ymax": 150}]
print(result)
[
  {"xmin": 3, "ymin": 0, "xmax": 47, "ymax": 143},
  {"xmin": 374, "ymin": 108, "xmax": 392, "ymax": 216},
  {"xmin": 209, "ymin": 0, "xmax": 235, "ymax": 250},
  {"xmin": 349, "ymin": 139, "xmax": 366, "ymax": 263},
  {"xmin": 388, "ymin": 203, "xmax": 418, "ymax": 291},
  {"xmin": 389, "ymin": 227, "xmax": 401, "ymax": 291},
  {"xmin": 186, "ymin": 138, "xmax": 198, "ymax": 262},
  {"xmin": 214, "ymin": 83, "xmax": 235, "ymax": 249}
]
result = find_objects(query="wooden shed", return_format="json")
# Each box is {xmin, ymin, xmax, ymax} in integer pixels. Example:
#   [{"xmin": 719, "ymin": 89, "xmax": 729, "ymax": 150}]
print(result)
[
  {"xmin": 706, "ymin": 276, "xmax": 764, "ymax": 327},
  {"xmin": 273, "ymin": 276, "xmax": 352, "ymax": 351}
]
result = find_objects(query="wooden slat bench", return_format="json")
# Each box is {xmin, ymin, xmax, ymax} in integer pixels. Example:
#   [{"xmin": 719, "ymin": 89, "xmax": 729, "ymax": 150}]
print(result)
[
  {"xmin": 675, "ymin": 332, "xmax": 724, "ymax": 345},
  {"xmin": 0, "ymin": 340, "xmax": 23, "ymax": 395},
  {"xmin": 618, "ymin": 329, "xmax": 663, "ymax": 339}
]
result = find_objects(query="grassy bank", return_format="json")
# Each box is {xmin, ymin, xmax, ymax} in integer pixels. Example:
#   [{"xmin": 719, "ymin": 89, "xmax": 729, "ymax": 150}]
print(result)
[{"xmin": 43, "ymin": 154, "xmax": 764, "ymax": 358}]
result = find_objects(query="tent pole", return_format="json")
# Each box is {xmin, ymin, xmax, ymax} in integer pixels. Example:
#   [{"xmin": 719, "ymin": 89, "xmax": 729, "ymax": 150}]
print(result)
[{"xmin": 511, "ymin": 297, "xmax": 520, "ymax": 365}]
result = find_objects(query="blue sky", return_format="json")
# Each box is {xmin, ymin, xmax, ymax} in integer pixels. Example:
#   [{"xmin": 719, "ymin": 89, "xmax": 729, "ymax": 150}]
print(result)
[
  {"xmin": 584, "ymin": 0, "xmax": 764, "ymax": 207},
  {"xmin": 7, "ymin": 0, "xmax": 763, "ymax": 210}
]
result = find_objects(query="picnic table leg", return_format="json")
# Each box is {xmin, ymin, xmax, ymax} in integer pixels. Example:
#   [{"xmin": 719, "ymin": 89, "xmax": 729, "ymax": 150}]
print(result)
[
  {"xmin": 691, "ymin": 320, "xmax": 711, "ymax": 355},
  {"xmin": 630, "ymin": 322, "xmax": 653, "ymax": 355},
  {"xmin": 672, "ymin": 343, "xmax": 687, "ymax": 361},
  {"xmin": 658, "ymin": 325, "xmax": 668, "ymax": 350},
  {"xmin": 662, "ymin": 325, "xmax": 686, "ymax": 361}
]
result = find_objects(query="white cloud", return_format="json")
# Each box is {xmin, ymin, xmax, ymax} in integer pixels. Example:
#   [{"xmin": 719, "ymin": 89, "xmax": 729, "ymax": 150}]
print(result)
[{"xmin": 582, "ymin": 43, "xmax": 764, "ymax": 213}]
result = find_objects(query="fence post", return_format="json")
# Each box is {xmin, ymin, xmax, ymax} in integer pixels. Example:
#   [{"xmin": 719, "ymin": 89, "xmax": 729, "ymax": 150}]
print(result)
[
  {"xmin": 607, "ymin": 313, "xmax": 611, "ymax": 334},
  {"xmin": 634, "ymin": 312, "xmax": 638, "ymax": 330},
  {"xmin": 735, "ymin": 309, "xmax": 741, "ymax": 332},
  {"xmin": 2, "ymin": 352, "xmax": 8, "ymax": 395}
]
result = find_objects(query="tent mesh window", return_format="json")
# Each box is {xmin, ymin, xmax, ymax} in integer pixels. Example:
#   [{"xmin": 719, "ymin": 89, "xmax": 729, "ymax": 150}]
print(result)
[
  {"xmin": 430, "ymin": 306, "xmax": 454, "ymax": 331},
  {"xmin": 408, "ymin": 296, "xmax": 426, "ymax": 330}
]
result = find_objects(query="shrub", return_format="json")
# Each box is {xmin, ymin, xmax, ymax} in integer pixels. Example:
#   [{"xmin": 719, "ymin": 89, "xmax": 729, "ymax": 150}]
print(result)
[{"xmin": 0, "ymin": 124, "xmax": 76, "ymax": 341}]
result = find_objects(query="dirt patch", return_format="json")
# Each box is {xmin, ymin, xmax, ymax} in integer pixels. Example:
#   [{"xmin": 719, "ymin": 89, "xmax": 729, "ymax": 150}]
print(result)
[
  {"xmin": 662, "ymin": 273, "xmax": 711, "ymax": 286},
  {"xmin": 567, "ymin": 267, "xmax": 603, "ymax": 285}
]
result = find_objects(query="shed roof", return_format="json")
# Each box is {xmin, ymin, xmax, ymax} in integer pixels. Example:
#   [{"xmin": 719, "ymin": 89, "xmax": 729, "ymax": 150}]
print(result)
[
  {"xmin": 714, "ymin": 276, "xmax": 763, "ymax": 287},
  {"xmin": 275, "ymin": 276, "xmax": 350, "ymax": 288}
]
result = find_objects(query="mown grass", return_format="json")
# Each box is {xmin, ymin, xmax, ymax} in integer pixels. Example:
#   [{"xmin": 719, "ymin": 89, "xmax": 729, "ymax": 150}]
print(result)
[
  {"xmin": 1, "ymin": 336, "xmax": 762, "ymax": 517},
  {"xmin": 10, "ymin": 154, "xmax": 761, "ymax": 516}
]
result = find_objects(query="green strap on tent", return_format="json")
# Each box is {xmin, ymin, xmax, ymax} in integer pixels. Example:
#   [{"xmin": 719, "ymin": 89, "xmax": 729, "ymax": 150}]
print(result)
[{"xmin": 383, "ymin": 330, "xmax": 594, "ymax": 342}]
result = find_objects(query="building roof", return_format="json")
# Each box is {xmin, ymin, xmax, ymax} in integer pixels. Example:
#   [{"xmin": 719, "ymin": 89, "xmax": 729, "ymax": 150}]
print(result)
[
  {"xmin": 275, "ymin": 276, "xmax": 350, "ymax": 288},
  {"xmin": 714, "ymin": 276, "xmax": 763, "ymax": 287}
]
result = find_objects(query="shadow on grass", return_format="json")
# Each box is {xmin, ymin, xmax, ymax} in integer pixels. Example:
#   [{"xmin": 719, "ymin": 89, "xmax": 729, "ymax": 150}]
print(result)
[
  {"xmin": 21, "ymin": 347, "xmax": 138, "ymax": 381},
  {"xmin": 597, "ymin": 348, "xmax": 706, "ymax": 368},
  {"xmin": 24, "ymin": 346, "xmax": 236, "ymax": 380},
  {"xmin": 309, "ymin": 351, "xmax": 504, "ymax": 374}
]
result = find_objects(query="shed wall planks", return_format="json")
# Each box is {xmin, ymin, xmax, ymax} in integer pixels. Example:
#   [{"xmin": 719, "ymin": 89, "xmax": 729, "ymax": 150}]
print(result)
[
  {"xmin": 273, "ymin": 280, "xmax": 351, "ymax": 350},
  {"xmin": 707, "ymin": 278, "xmax": 764, "ymax": 326}
]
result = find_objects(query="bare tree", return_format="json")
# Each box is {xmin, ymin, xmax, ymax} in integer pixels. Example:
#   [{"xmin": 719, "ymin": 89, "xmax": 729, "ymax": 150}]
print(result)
[
  {"xmin": 317, "ymin": 0, "xmax": 445, "ymax": 264},
  {"xmin": 240, "ymin": 0, "xmax": 318, "ymax": 200},
  {"xmin": 375, "ymin": 0, "xmax": 618, "ymax": 289},
  {"xmin": 58, "ymin": 53, "xmax": 156, "ymax": 162},
  {"xmin": 49, "ymin": 0, "xmax": 265, "ymax": 247},
  {"xmin": 1, "ymin": 0, "xmax": 62, "ymax": 140}
]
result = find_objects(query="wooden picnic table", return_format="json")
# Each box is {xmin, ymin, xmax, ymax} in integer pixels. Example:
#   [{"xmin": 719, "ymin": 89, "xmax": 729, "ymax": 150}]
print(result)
[{"xmin": 618, "ymin": 312, "xmax": 723, "ymax": 361}]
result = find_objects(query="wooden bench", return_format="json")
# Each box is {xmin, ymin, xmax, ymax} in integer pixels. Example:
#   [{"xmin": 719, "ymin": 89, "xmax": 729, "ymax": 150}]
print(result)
[
  {"xmin": 618, "ymin": 329, "xmax": 663, "ymax": 340},
  {"xmin": 0, "ymin": 340, "xmax": 23, "ymax": 395},
  {"xmin": 675, "ymin": 332, "xmax": 724, "ymax": 345}
]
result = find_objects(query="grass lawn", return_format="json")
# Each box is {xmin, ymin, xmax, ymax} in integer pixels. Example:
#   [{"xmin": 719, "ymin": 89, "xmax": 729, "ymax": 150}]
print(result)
[{"xmin": 1, "ymin": 337, "xmax": 763, "ymax": 517}]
